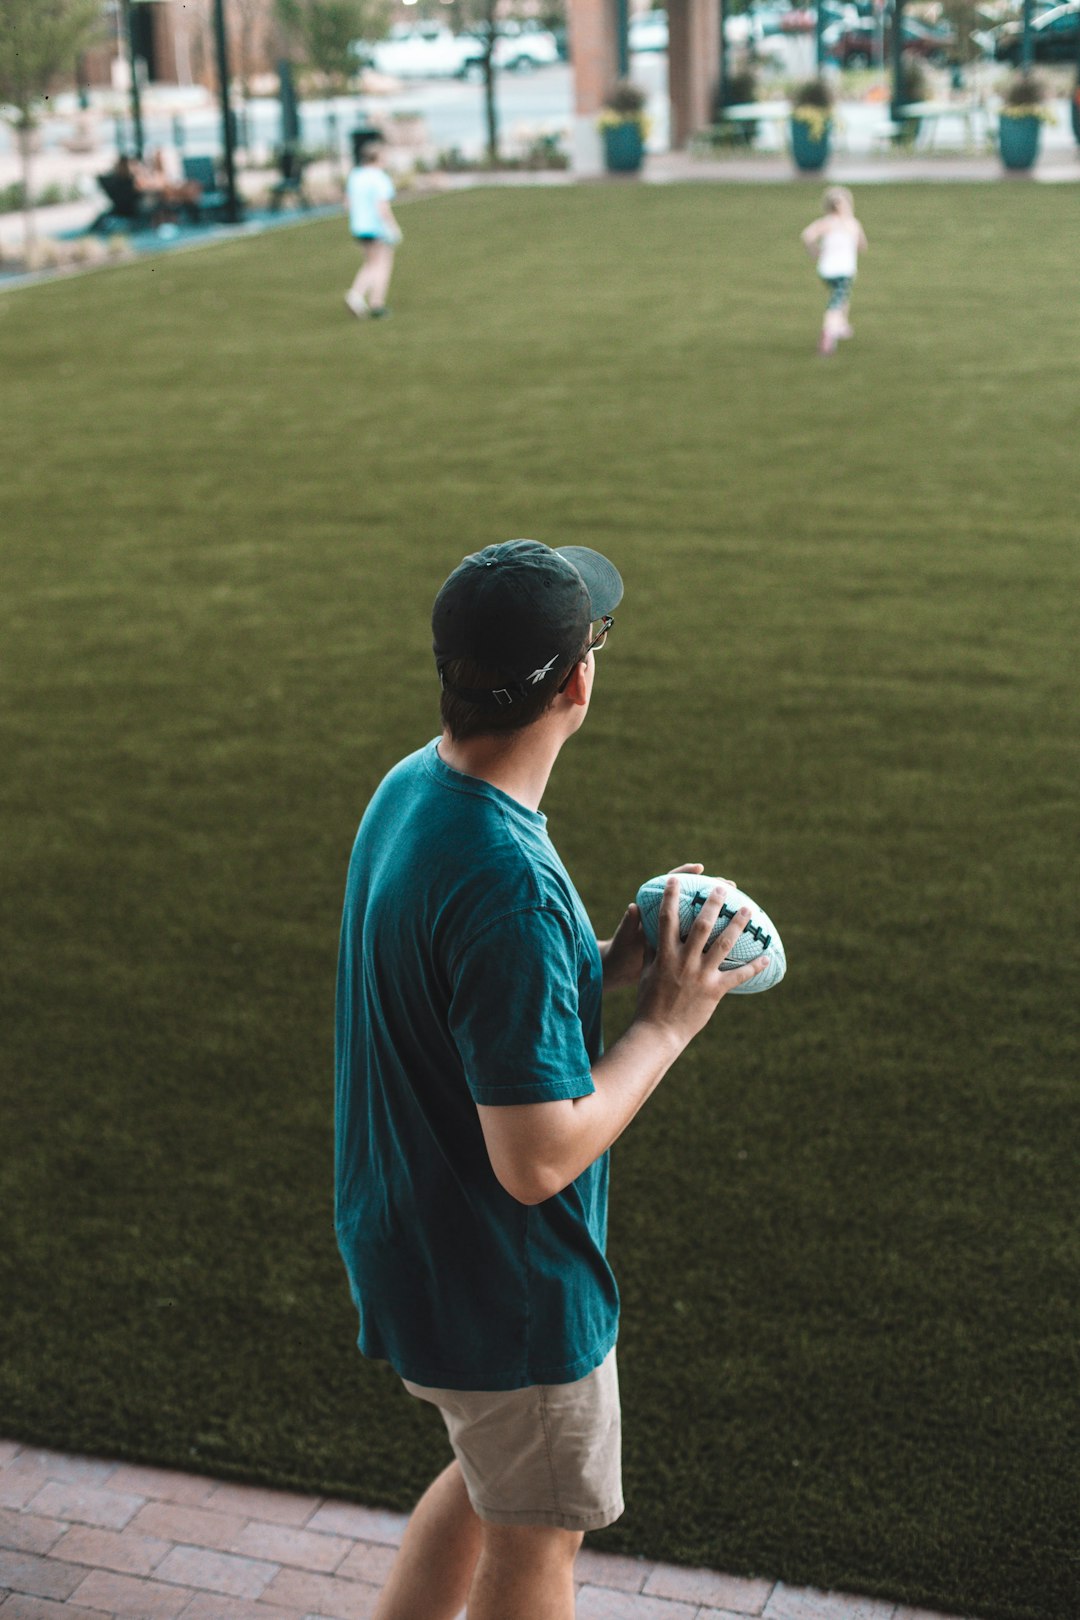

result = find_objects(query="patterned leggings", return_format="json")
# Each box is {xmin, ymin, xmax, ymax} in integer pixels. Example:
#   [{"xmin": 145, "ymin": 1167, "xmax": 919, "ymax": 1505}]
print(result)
[{"xmin": 823, "ymin": 275, "xmax": 854, "ymax": 310}]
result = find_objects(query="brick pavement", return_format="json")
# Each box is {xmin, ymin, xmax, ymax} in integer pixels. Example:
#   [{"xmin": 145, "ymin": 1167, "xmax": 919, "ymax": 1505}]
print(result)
[{"xmin": 0, "ymin": 1441, "xmax": 983, "ymax": 1620}]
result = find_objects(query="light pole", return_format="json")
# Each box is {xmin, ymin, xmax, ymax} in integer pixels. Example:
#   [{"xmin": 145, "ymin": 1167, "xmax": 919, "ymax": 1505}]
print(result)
[
  {"xmin": 890, "ymin": 0, "xmax": 906, "ymax": 122},
  {"xmin": 122, "ymin": 0, "xmax": 145, "ymax": 158},
  {"xmin": 614, "ymin": 0, "xmax": 629, "ymax": 78},
  {"xmin": 1020, "ymin": 0, "xmax": 1034, "ymax": 70},
  {"xmin": 718, "ymin": 0, "xmax": 729, "ymax": 110},
  {"xmin": 212, "ymin": 0, "xmax": 241, "ymax": 223}
]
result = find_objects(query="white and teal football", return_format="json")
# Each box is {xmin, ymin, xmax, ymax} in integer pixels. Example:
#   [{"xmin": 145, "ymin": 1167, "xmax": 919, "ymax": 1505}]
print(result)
[{"xmin": 634, "ymin": 873, "xmax": 786, "ymax": 995}]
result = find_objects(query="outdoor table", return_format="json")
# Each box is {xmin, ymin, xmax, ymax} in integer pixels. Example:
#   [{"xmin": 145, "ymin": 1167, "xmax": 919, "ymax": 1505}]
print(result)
[
  {"xmin": 895, "ymin": 100, "xmax": 985, "ymax": 151},
  {"xmin": 715, "ymin": 102, "xmax": 794, "ymax": 152}
]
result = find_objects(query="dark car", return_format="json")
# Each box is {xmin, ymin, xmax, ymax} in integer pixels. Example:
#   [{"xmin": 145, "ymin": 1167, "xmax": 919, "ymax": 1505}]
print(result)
[
  {"xmin": 995, "ymin": 1, "xmax": 1080, "ymax": 61},
  {"xmin": 829, "ymin": 17, "xmax": 954, "ymax": 66}
]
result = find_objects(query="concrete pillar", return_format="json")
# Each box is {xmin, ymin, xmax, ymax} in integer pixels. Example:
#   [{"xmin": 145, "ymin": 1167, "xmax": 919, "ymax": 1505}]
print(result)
[
  {"xmin": 667, "ymin": 0, "xmax": 719, "ymax": 148},
  {"xmin": 566, "ymin": 0, "xmax": 620, "ymax": 174}
]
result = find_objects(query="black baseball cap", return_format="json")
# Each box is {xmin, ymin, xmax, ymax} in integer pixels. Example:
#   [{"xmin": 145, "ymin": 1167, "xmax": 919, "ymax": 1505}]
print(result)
[{"xmin": 432, "ymin": 539, "xmax": 624, "ymax": 709}]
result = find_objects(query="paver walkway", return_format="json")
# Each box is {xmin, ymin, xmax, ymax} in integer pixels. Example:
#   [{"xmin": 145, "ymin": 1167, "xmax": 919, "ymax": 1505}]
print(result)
[{"xmin": 0, "ymin": 1440, "xmax": 981, "ymax": 1620}]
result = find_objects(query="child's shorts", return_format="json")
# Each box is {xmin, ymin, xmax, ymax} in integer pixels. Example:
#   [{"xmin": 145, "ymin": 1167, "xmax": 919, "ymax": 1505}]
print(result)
[
  {"xmin": 822, "ymin": 274, "xmax": 854, "ymax": 309},
  {"xmin": 402, "ymin": 1346, "xmax": 623, "ymax": 1532}
]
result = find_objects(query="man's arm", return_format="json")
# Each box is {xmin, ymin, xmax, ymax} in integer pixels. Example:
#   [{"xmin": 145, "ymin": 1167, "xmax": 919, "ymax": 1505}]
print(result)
[{"xmin": 478, "ymin": 879, "xmax": 767, "ymax": 1205}]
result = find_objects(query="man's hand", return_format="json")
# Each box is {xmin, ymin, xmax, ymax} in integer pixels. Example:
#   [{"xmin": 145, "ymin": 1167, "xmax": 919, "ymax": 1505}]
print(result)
[
  {"xmin": 635, "ymin": 875, "xmax": 767, "ymax": 1043},
  {"xmin": 599, "ymin": 863, "xmax": 707, "ymax": 992}
]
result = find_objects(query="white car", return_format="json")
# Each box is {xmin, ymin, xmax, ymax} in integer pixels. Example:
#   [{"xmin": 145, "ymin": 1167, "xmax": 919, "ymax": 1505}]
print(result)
[
  {"xmin": 629, "ymin": 9, "xmax": 668, "ymax": 51},
  {"xmin": 628, "ymin": 8, "xmax": 788, "ymax": 52},
  {"xmin": 464, "ymin": 25, "xmax": 561, "ymax": 74},
  {"xmin": 365, "ymin": 24, "xmax": 477, "ymax": 80}
]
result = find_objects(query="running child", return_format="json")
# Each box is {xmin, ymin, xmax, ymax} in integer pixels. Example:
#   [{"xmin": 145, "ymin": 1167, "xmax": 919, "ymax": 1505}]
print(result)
[
  {"xmin": 800, "ymin": 186, "xmax": 868, "ymax": 357},
  {"xmin": 344, "ymin": 133, "xmax": 402, "ymax": 320}
]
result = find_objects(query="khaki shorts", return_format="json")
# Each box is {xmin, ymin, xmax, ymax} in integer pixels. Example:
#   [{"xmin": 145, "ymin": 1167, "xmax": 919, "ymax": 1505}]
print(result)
[{"xmin": 402, "ymin": 1347, "xmax": 623, "ymax": 1532}]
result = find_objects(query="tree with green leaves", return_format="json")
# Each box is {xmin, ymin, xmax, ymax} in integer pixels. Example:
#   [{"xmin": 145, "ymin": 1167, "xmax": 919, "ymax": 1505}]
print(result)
[
  {"xmin": 0, "ymin": 0, "xmax": 104, "ymax": 255},
  {"xmin": 454, "ymin": 0, "xmax": 502, "ymax": 162},
  {"xmin": 402, "ymin": 0, "xmax": 553, "ymax": 165},
  {"xmin": 275, "ymin": 0, "xmax": 390, "ymax": 94}
]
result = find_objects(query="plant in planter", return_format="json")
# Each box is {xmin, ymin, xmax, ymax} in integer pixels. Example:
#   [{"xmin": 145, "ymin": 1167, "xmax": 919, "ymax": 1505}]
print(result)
[
  {"xmin": 998, "ymin": 72, "xmax": 1054, "ymax": 171},
  {"xmin": 597, "ymin": 79, "xmax": 650, "ymax": 173},
  {"xmin": 790, "ymin": 79, "xmax": 834, "ymax": 172}
]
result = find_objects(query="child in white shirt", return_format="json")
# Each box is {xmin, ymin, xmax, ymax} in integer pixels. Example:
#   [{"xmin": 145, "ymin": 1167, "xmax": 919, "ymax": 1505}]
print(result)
[
  {"xmin": 800, "ymin": 187, "xmax": 869, "ymax": 357},
  {"xmin": 344, "ymin": 135, "xmax": 402, "ymax": 320}
]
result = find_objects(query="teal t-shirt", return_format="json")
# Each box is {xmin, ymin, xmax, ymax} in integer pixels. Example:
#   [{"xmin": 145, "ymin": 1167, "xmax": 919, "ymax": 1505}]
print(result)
[{"xmin": 334, "ymin": 740, "xmax": 619, "ymax": 1390}]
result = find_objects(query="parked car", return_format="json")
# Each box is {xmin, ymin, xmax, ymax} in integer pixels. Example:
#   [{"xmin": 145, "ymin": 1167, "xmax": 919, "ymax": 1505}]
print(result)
[
  {"xmin": 994, "ymin": 0, "xmax": 1079, "ymax": 61},
  {"xmin": 629, "ymin": 8, "xmax": 668, "ymax": 52},
  {"xmin": 629, "ymin": 3, "xmax": 866, "ymax": 58},
  {"xmin": 364, "ymin": 24, "xmax": 477, "ymax": 79},
  {"xmin": 464, "ymin": 23, "xmax": 561, "ymax": 74},
  {"xmin": 827, "ymin": 16, "xmax": 954, "ymax": 66}
]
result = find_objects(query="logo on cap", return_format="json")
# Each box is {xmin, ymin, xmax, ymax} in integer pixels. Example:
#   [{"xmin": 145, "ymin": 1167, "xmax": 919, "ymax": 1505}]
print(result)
[{"xmin": 526, "ymin": 656, "xmax": 559, "ymax": 686}]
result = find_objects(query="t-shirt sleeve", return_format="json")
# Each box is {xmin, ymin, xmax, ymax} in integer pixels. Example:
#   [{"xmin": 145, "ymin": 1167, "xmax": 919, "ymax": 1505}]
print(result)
[
  {"xmin": 448, "ymin": 906, "xmax": 596, "ymax": 1106},
  {"xmin": 379, "ymin": 171, "xmax": 395, "ymax": 202}
]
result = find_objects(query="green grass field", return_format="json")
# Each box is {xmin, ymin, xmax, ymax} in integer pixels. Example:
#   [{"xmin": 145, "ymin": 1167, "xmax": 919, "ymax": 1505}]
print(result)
[{"xmin": 1, "ymin": 183, "xmax": 1077, "ymax": 1620}]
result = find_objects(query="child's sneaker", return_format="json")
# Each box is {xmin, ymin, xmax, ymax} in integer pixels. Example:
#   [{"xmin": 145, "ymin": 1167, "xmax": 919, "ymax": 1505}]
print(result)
[{"xmin": 345, "ymin": 291, "xmax": 369, "ymax": 319}]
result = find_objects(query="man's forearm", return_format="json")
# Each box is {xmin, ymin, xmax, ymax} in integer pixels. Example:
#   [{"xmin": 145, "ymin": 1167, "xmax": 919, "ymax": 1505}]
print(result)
[{"xmin": 540, "ymin": 1020, "xmax": 684, "ymax": 1196}]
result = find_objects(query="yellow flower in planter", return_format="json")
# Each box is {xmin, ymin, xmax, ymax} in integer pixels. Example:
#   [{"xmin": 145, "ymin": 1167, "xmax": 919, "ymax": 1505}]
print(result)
[
  {"xmin": 791, "ymin": 105, "xmax": 832, "ymax": 141},
  {"xmin": 598, "ymin": 79, "xmax": 651, "ymax": 137},
  {"xmin": 596, "ymin": 109, "xmax": 653, "ymax": 136},
  {"xmin": 999, "ymin": 103, "xmax": 1056, "ymax": 123},
  {"xmin": 999, "ymin": 72, "xmax": 1056, "ymax": 123},
  {"xmin": 790, "ymin": 79, "xmax": 834, "ymax": 143}
]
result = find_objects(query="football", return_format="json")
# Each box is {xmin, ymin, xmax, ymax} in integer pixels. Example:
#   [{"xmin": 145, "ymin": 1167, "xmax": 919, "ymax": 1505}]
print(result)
[{"xmin": 634, "ymin": 873, "xmax": 786, "ymax": 995}]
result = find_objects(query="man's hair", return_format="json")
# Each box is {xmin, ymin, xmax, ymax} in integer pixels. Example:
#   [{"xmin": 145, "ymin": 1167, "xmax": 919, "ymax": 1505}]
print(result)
[{"xmin": 439, "ymin": 647, "xmax": 585, "ymax": 741}]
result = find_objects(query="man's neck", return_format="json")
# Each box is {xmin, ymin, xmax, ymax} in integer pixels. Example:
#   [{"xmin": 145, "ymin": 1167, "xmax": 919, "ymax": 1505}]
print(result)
[{"xmin": 437, "ymin": 725, "xmax": 564, "ymax": 814}]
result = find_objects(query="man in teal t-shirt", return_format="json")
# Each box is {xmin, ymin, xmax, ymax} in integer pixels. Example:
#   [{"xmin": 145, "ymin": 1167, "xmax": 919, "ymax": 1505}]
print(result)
[{"xmin": 335, "ymin": 539, "xmax": 767, "ymax": 1620}]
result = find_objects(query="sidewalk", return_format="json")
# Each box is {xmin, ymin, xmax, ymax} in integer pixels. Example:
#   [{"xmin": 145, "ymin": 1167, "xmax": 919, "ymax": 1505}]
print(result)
[{"xmin": 0, "ymin": 1440, "xmax": 979, "ymax": 1620}]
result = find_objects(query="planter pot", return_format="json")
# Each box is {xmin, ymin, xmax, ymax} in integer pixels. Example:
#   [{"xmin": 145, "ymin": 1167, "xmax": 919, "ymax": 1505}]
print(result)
[
  {"xmin": 790, "ymin": 116, "xmax": 831, "ymax": 172},
  {"xmin": 999, "ymin": 113, "xmax": 1041, "ymax": 171},
  {"xmin": 602, "ymin": 121, "xmax": 644, "ymax": 174}
]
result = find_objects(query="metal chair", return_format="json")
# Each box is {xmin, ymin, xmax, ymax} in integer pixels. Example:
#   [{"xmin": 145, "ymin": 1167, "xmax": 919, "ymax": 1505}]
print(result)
[
  {"xmin": 92, "ymin": 171, "xmax": 156, "ymax": 233},
  {"xmin": 181, "ymin": 156, "xmax": 230, "ymax": 221}
]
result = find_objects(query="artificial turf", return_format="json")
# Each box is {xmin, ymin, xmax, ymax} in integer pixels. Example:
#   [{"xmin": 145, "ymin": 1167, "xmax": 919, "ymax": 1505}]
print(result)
[{"xmin": 0, "ymin": 182, "xmax": 1077, "ymax": 1620}]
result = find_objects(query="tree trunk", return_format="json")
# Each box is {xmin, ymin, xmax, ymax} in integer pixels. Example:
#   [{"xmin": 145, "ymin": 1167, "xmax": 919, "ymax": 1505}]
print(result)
[
  {"xmin": 17, "ymin": 119, "xmax": 37, "ymax": 261},
  {"xmin": 483, "ymin": 48, "xmax": 498, "ymax": 161}
]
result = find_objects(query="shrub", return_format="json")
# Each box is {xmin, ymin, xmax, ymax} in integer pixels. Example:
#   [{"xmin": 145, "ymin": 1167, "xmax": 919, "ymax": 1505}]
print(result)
[
  {"xmin": 792, "ymin": 77, "xmax": 833, "ymax": 110},
  {"xmin": 602, "ymin": 78, "xmax": 648, "ymax": 116},
  {"xmin": 1003, "ymin": 70, "xmax": 1047, "ymax": 109}
]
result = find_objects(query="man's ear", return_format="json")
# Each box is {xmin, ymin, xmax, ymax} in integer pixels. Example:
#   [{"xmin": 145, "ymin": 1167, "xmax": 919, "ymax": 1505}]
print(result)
[{"xmin": 561, "ymin": 660, "xmax": 590, "ymax": 708}]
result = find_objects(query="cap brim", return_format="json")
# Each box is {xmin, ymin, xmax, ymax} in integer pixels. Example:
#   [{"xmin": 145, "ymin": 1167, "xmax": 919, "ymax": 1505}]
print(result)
[{"xmin": 556, "ymin": 547, "xmax": 624, "ymax": 619}]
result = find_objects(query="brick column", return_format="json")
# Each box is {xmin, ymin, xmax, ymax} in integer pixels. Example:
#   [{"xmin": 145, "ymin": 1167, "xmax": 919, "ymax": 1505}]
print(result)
[
  {"xmin": 668, "ymin": 0, "xmax": 719, "ymax": 148},
  {"xmin": 567, "ymin": 0, "xmax": 620, "ymax": 173}
]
